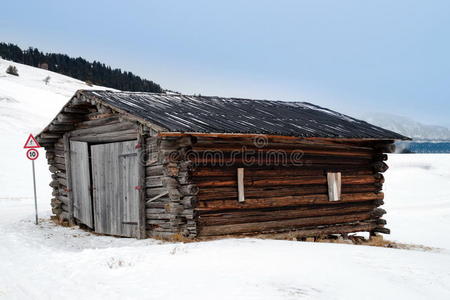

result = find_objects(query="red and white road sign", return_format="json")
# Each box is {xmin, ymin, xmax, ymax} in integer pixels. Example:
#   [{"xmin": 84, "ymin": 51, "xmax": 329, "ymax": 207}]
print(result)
[
  {"xmin": 23, "ymin": 134, "xmax": 41, "ymax": 149},
  {"xmin": 26, "ymin": 149, "xmax": 39, "ymax": 160}
]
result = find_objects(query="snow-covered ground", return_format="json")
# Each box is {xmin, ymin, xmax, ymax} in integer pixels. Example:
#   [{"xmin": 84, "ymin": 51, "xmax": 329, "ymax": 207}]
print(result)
[
  {"xmin": 1, "ymin": 161, "xmax": 450, "ymax": 300},
  {"xmin": 1, "ymin": 60, "xmax": 450, "ymax": 299}
]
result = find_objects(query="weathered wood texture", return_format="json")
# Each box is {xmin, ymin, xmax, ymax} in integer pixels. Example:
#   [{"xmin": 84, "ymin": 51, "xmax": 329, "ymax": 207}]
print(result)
[
  {"xmin": 70, "ymin": 141, "xmax": 93, "ymax": 228},
  {"xmin": 91, "ymin": 140, "xmax": 140, "ymax": 237},
  {"xmin": 144, "ymin": 135, "xmax": 197, "ymax": 238},
  {"xmin": 38, "ymin": 93, "xmax": 394, "ymax": 240},
  {"xmin": 162, "ymin": 136, "xmax": 393, "ymax": 237},
  {"xmin": 39, "ymin": 97, "xmax": 140, "ymax": 229}
]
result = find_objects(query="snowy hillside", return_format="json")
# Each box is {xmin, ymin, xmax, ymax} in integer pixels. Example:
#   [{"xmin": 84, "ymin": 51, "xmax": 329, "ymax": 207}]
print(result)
[
  {"xmin": 0, "ymin": 58, "xmax": 111, "ymax": 199},
  {"xmin": 361, "ymin": 112, "xmax": 450, "ymax": 141}
]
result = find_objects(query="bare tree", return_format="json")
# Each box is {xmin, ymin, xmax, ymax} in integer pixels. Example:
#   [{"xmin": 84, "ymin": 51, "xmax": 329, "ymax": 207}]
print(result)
[{"xmin": 43, "ymin": 76, "xmax": 51, "ymax": 85}]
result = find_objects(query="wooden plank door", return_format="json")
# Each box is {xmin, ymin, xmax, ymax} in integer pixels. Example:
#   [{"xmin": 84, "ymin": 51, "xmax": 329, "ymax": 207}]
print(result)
[
  {"xmin": 91, "ymin": 140, "xmax": 140, "ymax": 237},
  {"xmin": 69, "ymin": 141, "xmax": 93, "ymax": 228}
]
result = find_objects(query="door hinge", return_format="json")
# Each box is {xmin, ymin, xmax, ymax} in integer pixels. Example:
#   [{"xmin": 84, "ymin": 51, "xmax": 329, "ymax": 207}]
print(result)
[{"xmin": 122, "ymin": 221, "xmax": 138, "ymax": 225}]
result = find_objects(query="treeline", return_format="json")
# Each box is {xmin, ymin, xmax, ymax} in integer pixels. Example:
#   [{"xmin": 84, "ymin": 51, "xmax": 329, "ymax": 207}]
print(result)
[{"xmin": 0, "ymin": 42, "xmax": 163, "ymax": 93}]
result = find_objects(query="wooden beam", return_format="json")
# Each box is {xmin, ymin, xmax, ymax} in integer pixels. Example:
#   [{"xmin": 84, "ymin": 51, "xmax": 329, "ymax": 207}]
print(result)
[
  {"xmin": 237, "ymin": 168, "xmax": 245, "ymax": 203},
  {"xmin": 158, "ymin": 132, "xmax": 403, "ymax": 142},
  {"xmin": 327, "ymin": 172, "xmax": 341, "ymax": 201},
  {"xmin": 198, "ymin": 211, "xmax": 378, "ymax": 236},
  {"xmin": 62, "ymin": 133, "xmax": 74, "ymax": 225},
  {"xmin": 146, "ymin": 191, "xmax": 169, "ymax": 204},
  {"xmin": 137, "ymin": 130, "xmax": 147, "ymax": 239}
]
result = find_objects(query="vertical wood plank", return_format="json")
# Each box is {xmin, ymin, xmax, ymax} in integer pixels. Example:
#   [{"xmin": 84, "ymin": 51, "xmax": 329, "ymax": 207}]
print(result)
[
  {"xmin": 137, "ymin": 131, "xmax": 146, "ymax": 239},
  {"xmin": 237, "ymin": 168, "xmax": 245, "ymax": 202},
  {"xmin": 120, "ymin": 141, "xmax": 139, "ymax": 237},
  {"xmin": 70, "ymin": 140, "xmax": 94, "ymax": 228},
  {"xmin": 63, "ymin": 134, "xmax": 74, "ymax": 225},
  {"xmin": 327, "ymin": 172, "xmax": 342, "ymax": 201}
]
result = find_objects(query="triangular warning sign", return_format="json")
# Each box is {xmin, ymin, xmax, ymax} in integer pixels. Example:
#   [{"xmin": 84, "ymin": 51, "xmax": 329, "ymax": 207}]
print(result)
[{"xmin": 24, "ymin": 134, "xmax": 41, "ymax": 149}]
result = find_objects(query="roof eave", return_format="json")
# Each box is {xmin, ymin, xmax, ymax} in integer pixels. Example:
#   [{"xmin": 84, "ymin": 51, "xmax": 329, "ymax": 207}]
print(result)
[{"xmin": 157, "ymin": 131, "xmax": 407, "ymax": 141}]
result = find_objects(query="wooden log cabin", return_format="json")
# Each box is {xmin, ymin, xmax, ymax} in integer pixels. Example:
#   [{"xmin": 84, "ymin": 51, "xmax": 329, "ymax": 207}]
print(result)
[{"xmin": 36, "ymin": 90, "xmax": 408, "ymax": 239}]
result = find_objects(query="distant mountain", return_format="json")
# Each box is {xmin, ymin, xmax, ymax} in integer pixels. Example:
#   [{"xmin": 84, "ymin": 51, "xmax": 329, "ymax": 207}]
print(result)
[
  {"xmin": 360, "ymin": 112, "xmax": 450, "ymax": 141},
  {"xmin": 0, "ymin": 42, "xmax": 163, "ymax": 93}
]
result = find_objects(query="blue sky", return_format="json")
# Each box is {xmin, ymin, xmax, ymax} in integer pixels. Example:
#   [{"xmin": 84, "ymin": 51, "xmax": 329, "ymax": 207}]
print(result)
[{"xmin": 2, "ymin": 0, "xmax": 450, "ymax": 126}]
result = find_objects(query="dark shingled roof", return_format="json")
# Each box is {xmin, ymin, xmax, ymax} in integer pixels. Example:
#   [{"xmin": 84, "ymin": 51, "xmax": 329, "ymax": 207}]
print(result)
[{"xmin": 83, "ymin": 90, "xmax": 408, "ymax": 140}]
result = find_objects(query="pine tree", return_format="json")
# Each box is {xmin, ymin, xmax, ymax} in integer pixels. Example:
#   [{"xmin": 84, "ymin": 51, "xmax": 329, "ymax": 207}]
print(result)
[{"xmin": 0, "ymin": 42, "xmax": 163, "ymax": 92}]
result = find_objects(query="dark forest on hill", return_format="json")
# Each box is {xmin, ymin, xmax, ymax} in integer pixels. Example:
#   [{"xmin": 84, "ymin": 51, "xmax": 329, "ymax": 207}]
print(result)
[{"xmin": 0, "ymin": 42, "xmax": 163, "ymax": 93}]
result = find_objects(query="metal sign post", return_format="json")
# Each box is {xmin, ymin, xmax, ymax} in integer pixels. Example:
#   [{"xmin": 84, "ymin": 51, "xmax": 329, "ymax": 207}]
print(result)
[
  {"xmin": 32, "ymin": 159, "xmax": 38, "ymax": 225},
  {"xmin": 24, "ymin": 135, "xmax": 41, "ymax": 225}
]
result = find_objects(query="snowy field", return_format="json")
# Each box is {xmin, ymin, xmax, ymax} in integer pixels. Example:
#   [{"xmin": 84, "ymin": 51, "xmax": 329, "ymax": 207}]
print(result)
[
  {"xmin": 1, "ymin": 155, "xmax": 450, "ymax": 299},
  {"xmin": 1, "ymin": 60, "xmax": 450, "ymax": 299}
]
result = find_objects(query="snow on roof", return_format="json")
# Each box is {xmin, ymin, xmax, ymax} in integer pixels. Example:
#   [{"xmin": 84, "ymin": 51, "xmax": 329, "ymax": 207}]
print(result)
[{"xmin": 82, "ymin": 90, "xmax": 408, "ymax": 140}]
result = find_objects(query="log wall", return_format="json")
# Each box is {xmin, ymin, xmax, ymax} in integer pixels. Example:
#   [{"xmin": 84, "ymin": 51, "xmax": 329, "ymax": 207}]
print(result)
[
  {"xmin": 161, "ymin": 135, "xmax": 393, "ymax": 238},
  {"xmin": 145, "ymin": 136, "xmax": 197, "ymax": 238}
]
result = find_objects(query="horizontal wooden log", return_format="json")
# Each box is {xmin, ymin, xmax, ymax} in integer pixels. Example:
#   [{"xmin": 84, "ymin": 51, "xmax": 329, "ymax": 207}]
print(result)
[
  {"xmin": 192, "ymin": 146, "xmax": 374, "ymax": 159},
  {"xmin": 37, "ymin": 138, "xmax": 59, "ymax": 145},
  {"xmin": 52, "ymin": 207, "xmax": 63, "ymax": 215},
  {"xmin": 87, "ymin": 112, "xmax": 113, "ymax": 120},
  {"xmin": 48, "ymin": 124, "xmax": 75, "ymax": 132},
  {"xmin": 179, "ymin": 184, "xmax": 199, "ymax": 196},
  {"xmin": 197, "ymin": 184, "xmax": 382, "ymax": 201},
  {"xmin": 53, "ymin": 163, "xmax": 66, "ymax": 171},
  {"xmin": 212, "ymin": 220, "xmax": 383, "ymax": 239},
  {"xmin": 195, "ymin": 174, "xmax": 381, "ymax": 188},
  {"xmin": 146, "ymin": 187, "xmax": 170, "ymax": 197},
  {"xmin": 70, "ymin": 122, "xmax": 136, "ymax": 137},
  {"xmin": 63, "ymin": 107, "xmax": 88, "ymax": 114},
  {"xmin": 160, "ymin": 136, "xmax": 194, "ymax": 148},
  {"xmin": 196, "ymin": 192, "xmax": 384, "ymax": 211},
  {"xmin": 198, "ymin": 201, "xmax": 380, "ymax": 226},
  {"xmin": 49, "ymin": 165, "xmax": 61, "ymax": 173},
  {"xmin": 146, "ymin": 165, "xmax": 164, "ymax": 176},
  {"xmin": 145, "ymin": 176, "xmax": 164, "ymax": 188},
  {"xmin": 49, "ymin": 180, "xmax": 59, "ymax": 188},
  {"xmin": 145, "ymin": 202, "xmax": 166, "ymax": 209},
  {"xmin": 146, "ymin": 213, "xmax": 173, "ymax": 220},
  {"xmin": 192, "ymin": 168, "xmax": 375, "ymax": 178},
  {"xmin": 193, "ymin": 136, "xmax": 374, "ymax": 151},
  {"xmin": 58, "ymin": 211, "xmax": 70, "ymax": 221},
  {"xmin": 373, "ymin": 227, "xmax": 390, "ymax": 234},
  {"xmin": 373, "ymin": 161, "xmax": 389, "ymax": 173},
  {"xmin": 76, "ymin": 115, "xmax": 120, "ymax": 128},
  {"xmin": 193, "ymin": 168, "xmax": 323, "ymax": 177},
  {"xmin": 375, "ymin": 143, "xmax": 396, "ymax": 153},
  {"xmin": 198, "ymin": 211, "xmax": 380, "ymax": 236},
  {"xmin": 40, "ymin": 133, "xmax": 62, "ymax": 139},
  {"xmin": 188, "ymin": 155, "xmax": 371, "ymax": 166},
  {"xmin": 70, "ymin": 129, "xmax": 137, "ymax": 143},
  {"xmin": 57, "ymin": 195, "xmax": 70, "ymax": 206}
]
